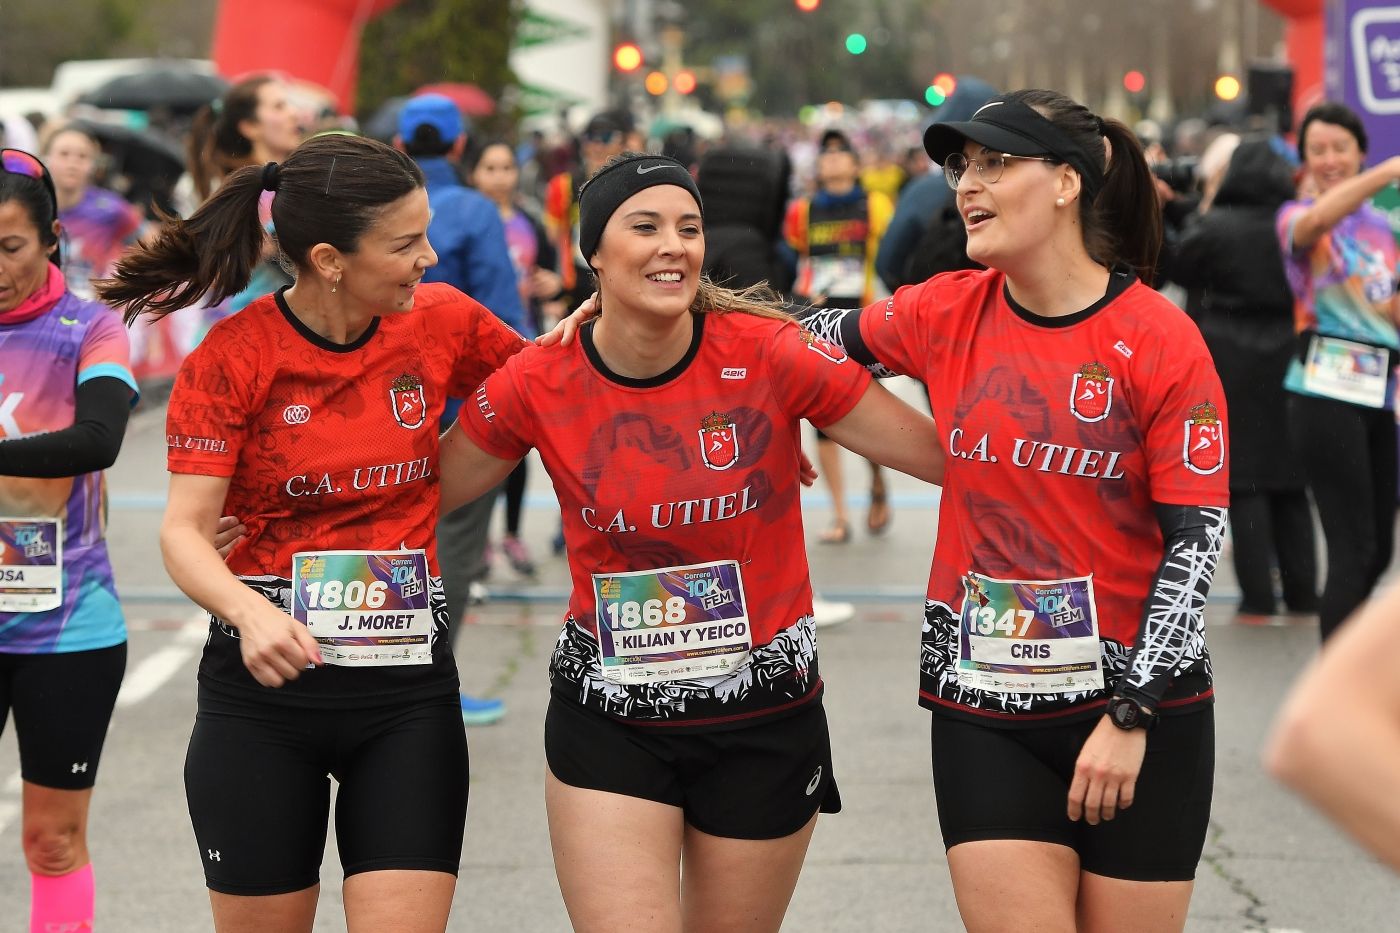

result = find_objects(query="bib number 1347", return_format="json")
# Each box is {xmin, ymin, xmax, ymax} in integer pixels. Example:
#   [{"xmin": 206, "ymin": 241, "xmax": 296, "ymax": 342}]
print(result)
[{"xmin": 966, "ymin": 605, "xmax": 1035, "ymax": 637}]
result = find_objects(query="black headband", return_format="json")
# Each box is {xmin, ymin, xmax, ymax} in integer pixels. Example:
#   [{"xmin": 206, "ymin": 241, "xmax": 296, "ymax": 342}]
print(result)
[
  {"xmin": 577, "ymin": 154, "xmax": 703, "ymax": 266},
  {"xmin": 924, "ymin": 99, "xmax": 1106, "ymax": 203}
]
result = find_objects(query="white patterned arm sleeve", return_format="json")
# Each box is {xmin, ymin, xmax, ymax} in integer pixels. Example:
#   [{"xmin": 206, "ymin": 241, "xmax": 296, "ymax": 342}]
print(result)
[
  {"xmin": 792, "ymin": 304, "xmax": 901, "ymax": 378},
  {"xmin": 1118, "ymin": 504, "xmax": 1227, "ymax": 711}
]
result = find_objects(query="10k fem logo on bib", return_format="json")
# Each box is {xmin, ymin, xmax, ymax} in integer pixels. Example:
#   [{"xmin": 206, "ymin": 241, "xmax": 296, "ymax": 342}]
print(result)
[
  {"xmin": 292, "ymin": 549, "xmax": 432, "ymax": 666},
  {"xmin": 592, "ymin": 560, "xmax": 752, "ymax": 685},
  {"xmin": 957, "ymin": 571, "xmax": 1104, "ymax": 695},
  {"xmin": 0, "ymin": 518, "xmax": 61, "ymax": 612}
]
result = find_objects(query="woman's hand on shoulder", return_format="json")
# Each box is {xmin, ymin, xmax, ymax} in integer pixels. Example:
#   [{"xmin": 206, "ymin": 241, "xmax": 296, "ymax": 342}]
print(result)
[{"xmin": 535, "ymin": 292, "xmax": 599, "ymax": 347}]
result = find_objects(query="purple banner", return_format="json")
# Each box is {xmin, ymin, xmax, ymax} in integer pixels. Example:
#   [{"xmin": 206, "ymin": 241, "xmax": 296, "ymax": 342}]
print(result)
[{"xmin": 1328, "ymin": 1, "xmax": 1400, "ymax": 158}]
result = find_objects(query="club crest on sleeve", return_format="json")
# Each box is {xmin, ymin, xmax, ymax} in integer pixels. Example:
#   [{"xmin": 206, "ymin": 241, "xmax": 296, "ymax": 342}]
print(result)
[
  {"xmin": 798, "ymin": 328, "xmax": 847, "ymax": 364},
  {"xmin": 1069, "ymin": 361, "xmax": 1114, "ymax": 422},
  {"xmin": 389, "ymin": 373, "xmax": 427, "ymax": 430},
  {"xmin": 1183, "ymin": 400, "xmax": 1224, "ymax": 475},
  {"xmin": 699, "ymin": 410, "xmax": 740, "ymax": 471}
]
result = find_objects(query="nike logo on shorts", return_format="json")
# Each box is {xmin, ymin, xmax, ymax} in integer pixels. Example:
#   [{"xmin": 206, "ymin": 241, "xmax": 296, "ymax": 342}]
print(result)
[{"xmin": 805, "ymin": 765, "xmax": 823, "ymax": 796}]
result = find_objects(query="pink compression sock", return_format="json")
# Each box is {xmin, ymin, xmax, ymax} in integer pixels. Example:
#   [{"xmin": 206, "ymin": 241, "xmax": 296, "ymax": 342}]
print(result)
[{"xmin": 30, "ymin": 863, "xmax": 94, "ymax": 933}]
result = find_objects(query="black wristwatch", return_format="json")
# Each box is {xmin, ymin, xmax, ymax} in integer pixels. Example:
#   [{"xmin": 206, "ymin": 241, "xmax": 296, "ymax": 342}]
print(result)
[{"xmin": 1106, "ymin": 695, "xmax": 1158, "ymax": 731}]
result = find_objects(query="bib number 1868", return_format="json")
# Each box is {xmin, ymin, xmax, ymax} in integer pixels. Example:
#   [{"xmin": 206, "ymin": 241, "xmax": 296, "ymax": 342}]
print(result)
[{"xmin": 605, "ymin": 596, "xmax": 687, "ymax": 630}]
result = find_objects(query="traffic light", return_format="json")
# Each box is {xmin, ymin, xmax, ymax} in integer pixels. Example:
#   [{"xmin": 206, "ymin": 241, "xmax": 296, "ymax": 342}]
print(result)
[
  {"xmin": 613, "ymin": 42, "xmax": 643, "ymax": 73},
  {"xmin": 1123, "ymin": 70, "xmax": 1146, "ymax": 94},
  {"xmin": 674, "ymin": 71, "xmax": 697, "ymax": 95},
  {"xmin": 933, "ymin": 73, "xmax": 957, "ymax": 97},
  {"xmin": 795, "ymin": 0, "xmax": 820, "ymax": 10},
  {"xmin": 845, "ymin": 33, "xmax": 868, "ymax": 55},
  {"xmin": 645, "ymin": 71, "xmax": 668, "ymax": 96}
]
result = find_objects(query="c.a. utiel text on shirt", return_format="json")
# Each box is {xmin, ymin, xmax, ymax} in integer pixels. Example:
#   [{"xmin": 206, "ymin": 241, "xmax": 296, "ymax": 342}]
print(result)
[
  {"xmin": 948, "ymin": 427, "xmax": 1127, "ymax": 480},
  {"xmin": 279, "ymin": 456, "xmax": 433, "ymax": 498},
  {"xmin": 580, "ymin": 485, "xmax": 760, "ymax": 534}
]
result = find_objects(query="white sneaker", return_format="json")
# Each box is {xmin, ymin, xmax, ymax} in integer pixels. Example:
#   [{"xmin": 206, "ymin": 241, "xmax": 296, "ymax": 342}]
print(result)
[
  {"xmin": 468, "ymin": 581, "xmax": 490, "ymax": 605},
  {"xmin": 812, "ymin": 595, "xmax": 855, "ymax": 628}
]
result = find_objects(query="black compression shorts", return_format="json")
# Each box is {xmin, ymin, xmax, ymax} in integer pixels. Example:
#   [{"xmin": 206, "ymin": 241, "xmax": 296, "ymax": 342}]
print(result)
[
  {"xmin": 185, "ymin": 685, "xmax": 468, "ymax": 896},
  {"xmin": 546, "ymin": 696, "xmax": 840, "ymax": 840},
  {"xmin": 0, "ymin": 643, "xmax": 126, "ymax": 790},
  {"xmin": 930, "ymin": 707, "xmax": 1214, "ymax": 881}
]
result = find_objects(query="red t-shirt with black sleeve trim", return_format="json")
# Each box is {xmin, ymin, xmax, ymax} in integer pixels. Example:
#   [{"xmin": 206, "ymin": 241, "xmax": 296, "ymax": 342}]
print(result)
[
  {"xmin": 859, "ymin": 267, "xmax": 1228, "ymax": 723},
  {"xmin": 459, "ymin": 310, "xmax": 871, "ymax": 730},
  {"xmin": 166, "ymin": 283, "xmax": 526, "ymax": 706}
]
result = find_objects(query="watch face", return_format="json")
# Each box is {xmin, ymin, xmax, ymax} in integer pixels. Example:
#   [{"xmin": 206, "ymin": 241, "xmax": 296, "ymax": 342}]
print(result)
[{"xmin": 1111, "ymin": 698, "xmax": 1138, "ymax": 728}]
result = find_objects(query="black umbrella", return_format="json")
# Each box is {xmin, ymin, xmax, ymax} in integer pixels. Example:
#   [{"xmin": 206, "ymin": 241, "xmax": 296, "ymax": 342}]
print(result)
[{"xmin": 79, "ymin": 68, "xmax": 229, "ymax": 114}]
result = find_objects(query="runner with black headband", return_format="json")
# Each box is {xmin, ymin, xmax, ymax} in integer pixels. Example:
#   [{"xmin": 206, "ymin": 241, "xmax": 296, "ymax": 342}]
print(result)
[
  {"xmin": 440, "ymin": 152, "xmax": 943, "ymax": 933},
  {"xmin": 96, "ymin": 134, "xmax": 527, "ymax": 932},
  {"xmin": 547, "ymin": 90, "xmax": 1229, "ymax": 932}
]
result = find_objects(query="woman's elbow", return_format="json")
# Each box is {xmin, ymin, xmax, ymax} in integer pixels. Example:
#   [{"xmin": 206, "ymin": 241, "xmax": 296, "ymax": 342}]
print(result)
[{"xmin": 1264, "ymin": 701, "xmax": 1328, "ymax": 791}]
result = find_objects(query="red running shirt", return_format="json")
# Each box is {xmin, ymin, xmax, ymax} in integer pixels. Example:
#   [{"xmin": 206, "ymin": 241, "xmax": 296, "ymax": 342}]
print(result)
[
  {"xmin": 459, "ymin": 311, "xmax": 871, "ymax": 729},
  {"xmin": 860, "ymin": 269, "xmax": 1229, "ymax": 722},
  {"xmin": 166, "ymin": 284, "xmax": 526, "ymax": 705}
]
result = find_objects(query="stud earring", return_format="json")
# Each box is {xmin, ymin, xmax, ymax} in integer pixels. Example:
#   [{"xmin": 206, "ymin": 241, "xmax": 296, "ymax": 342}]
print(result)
[{"xmin": 1056, "ymin": 197, "xmax": 1066, "ymax": 207}]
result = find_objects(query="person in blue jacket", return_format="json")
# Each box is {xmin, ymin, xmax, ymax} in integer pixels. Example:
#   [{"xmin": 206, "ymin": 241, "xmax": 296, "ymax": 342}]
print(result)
[{"xmin": 396, "ymin": 94, "xmax": 529, "ymax": 725}]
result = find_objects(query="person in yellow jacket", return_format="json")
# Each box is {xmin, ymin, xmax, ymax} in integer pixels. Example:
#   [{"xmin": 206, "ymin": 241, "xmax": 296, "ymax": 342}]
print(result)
[{"xmin": 784, "ymin": 129, "xmax": 895, "ymax": 543}]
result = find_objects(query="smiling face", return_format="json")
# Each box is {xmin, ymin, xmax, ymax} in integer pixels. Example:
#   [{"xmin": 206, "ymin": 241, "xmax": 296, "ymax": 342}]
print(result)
[
  {"xmin": 335, "ymin": 187, "xmax": 436, "ymax": 313},
  {"xmin": 0, "ymin": 199, "xmax": 58, "ymax": 314},
  {"xmin": 1301, "ymin": 120, "xmax": 1364, "ymax": 195},
  {"xmin": 589, "ymin": 185, "xmax": 703, "ymax": 324},
  {"xmin": 955, "ymin": 141, "xmax": 1067, "ymax": 274}
]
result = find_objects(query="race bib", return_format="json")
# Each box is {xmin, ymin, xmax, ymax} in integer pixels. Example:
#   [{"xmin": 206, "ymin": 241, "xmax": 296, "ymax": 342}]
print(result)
[
  {"xmin": 592, "ymin": 560, "xmax": 752, "ymax": 685},
  {"xmin": 956, "ymin": 572, "xmax": 1104, "ymax": 695},
  {"xmin": 807, "ymin": 254, "xmax": 866, "ymax": 300},
  {"xmin": 1302, "ymin": 335, "xmax": 1390, "ymax": 408},
  {"xmin": 0, "ymin": 519, "xmax": 61, "ymax": 613},
  {"xmin": 291, "ymin": 550, "xmax": 433, "ymax": 667}
]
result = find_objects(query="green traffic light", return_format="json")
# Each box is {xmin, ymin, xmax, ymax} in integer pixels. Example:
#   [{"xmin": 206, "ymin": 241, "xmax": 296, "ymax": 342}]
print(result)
[
  {"xmin": 925, "ymin": 86, "xmax": 946, "ymax": 106},
  {"xmin": 845, "ymin": 33, "xmax": 868, "ymax": 55}
]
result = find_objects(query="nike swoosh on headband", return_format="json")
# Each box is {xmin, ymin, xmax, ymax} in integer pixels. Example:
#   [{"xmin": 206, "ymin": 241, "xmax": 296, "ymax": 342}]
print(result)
[{"xmin": 637, "ymin": 163, "xmax": 680, "ymax": 174}]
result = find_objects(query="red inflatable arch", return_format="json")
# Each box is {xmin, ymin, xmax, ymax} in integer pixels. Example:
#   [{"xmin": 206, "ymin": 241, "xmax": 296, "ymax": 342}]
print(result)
[{"xmin": 211, "ymin": 0, "xmax": 405, "ymax": 111}]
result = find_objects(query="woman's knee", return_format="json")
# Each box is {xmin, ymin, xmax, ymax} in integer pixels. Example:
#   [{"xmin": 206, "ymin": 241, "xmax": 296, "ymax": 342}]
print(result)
[{"xmin": 23, "ymin": 822, "xmax": 86, "ymax": 875}]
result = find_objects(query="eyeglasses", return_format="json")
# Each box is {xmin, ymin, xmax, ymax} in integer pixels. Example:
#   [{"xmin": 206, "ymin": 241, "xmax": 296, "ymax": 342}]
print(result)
[
  {"xmin": 942, "ymin": 152, "xmax": 1059, "ymax": 190},
  {"xmin": 1, "ymin": 148, "xmax": 58, "ymax": 214}
]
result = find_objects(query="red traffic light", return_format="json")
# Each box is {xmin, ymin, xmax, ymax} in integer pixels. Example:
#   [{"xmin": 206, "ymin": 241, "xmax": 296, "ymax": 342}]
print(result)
[
  {"xmin": 674, "ymin": 71, "xmax": 697, "ymax": 95},
  {"xmin": 613, "ymin": 43, "xmax": 643, "ymax": 72},
  {"xmin": 1123, "ymin": 70, "xmax": 1146, "ymax": 94}
]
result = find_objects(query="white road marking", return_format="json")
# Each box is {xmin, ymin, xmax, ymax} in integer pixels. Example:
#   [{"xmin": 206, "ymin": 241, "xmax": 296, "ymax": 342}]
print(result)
[{"xmin": 115, "ymin": 612, "xmax": 207, "ymax": 708}]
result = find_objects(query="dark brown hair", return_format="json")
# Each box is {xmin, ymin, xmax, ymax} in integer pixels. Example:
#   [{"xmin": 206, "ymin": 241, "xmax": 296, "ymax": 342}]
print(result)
[
  {"xmin": 1006, "ymin": 89, "xmax": 1162, "ymax": 283},
  {"xmin": 97, "ymin": 135, "xmax": 423, "ymax": 323},
  {"xmin": 187, "ymin": 75, "xmax": 276, "ymax": 203}
]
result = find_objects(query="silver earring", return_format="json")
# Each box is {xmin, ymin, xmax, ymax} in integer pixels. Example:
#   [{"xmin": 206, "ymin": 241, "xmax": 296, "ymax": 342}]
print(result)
[{"xmin": 1056, "ymin": 197, "xmax": 1066, "ymax": 207}]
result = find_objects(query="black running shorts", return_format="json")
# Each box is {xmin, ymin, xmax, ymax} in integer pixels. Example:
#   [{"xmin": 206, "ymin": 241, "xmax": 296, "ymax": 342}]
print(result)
[
  {"xmin": 545, "ymin": 695, "xmax": 841, "ymax": 840},
  {"xmin": 0, "ymin": 643, "xmax": 126, "ymax": 790},
  {"xmin": 185, "ymin": 685, "xmax": 469, "ymax": 896},
  {"xmin": 930, "ymin": 707, "xmax": 1214, "ymax": 882}
]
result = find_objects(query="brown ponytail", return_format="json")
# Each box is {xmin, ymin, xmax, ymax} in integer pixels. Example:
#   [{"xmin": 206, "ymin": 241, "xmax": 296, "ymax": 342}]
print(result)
[
  {"xmin": 1005, "ymin": 89, "xmax": 1162, "ymax": 283},
  {"xmin": 97, "ymin": 165, "xmax": 266, "ymax": 324},
  {"xmin": 98, "ymin": 134, "xmax": 424, "ymax": 325}
]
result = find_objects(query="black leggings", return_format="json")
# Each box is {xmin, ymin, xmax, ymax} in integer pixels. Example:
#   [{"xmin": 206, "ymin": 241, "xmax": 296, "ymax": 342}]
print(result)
[
  {"xmin": 1228, "ymin": 488, "xmax": 1317, "ymax": 614},
  {"xmin": 1290, "ymin": 394, "xmax": 1398, "ymax": 639}
]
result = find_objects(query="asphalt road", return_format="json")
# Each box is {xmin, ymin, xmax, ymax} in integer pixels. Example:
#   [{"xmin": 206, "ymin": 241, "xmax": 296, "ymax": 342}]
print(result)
[{"xmin": 1, "ymin": 386, "xmax": 1395, "ymax": 932}]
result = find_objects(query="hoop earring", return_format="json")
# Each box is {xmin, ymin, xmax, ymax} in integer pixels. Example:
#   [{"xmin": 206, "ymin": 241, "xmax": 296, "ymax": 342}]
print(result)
[
  {"xmin": 331, "ymin": 277, "xmax": 340, "ymax": 294},
  {"xmin": 1056, "ymin": 197, "xmax": 1066, "ymax": 207}
]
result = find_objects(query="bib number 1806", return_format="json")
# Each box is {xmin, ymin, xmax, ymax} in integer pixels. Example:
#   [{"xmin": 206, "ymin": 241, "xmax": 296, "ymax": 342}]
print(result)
[
  {"xmin": 305, "ymin": 579, "xmax": 388, "ymax": 610},
  {"xmin": 605, "ymin": 596, "xmax": 687, "ymax": 630}
]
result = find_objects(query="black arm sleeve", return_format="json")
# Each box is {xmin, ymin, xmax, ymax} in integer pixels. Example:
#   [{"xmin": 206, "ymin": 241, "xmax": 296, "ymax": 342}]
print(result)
[
  {"xmin": 791, "ymin": 303, "xmax": 898, "ymax": 376},
  {"xmin": 1116, "ymin": 504, "xmax": 1227, "ymax": 712},
  {"xmin": 0, "ymin": 376, "xmax": 133, "ymax": 478}
]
